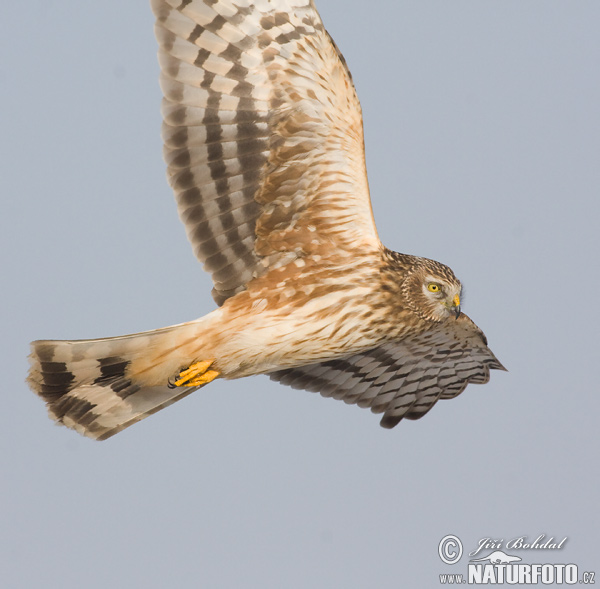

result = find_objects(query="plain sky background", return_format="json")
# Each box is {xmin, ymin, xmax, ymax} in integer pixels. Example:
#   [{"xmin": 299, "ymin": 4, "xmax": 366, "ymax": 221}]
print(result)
[{"xmin": 2, "ymin": 1, "xmax": 599, "ymax": 587}]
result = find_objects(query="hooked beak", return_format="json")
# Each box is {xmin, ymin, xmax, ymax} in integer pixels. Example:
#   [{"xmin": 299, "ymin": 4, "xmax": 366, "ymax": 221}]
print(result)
[{"xmin": 452, "ymin": 294, "xmax": 461, "ymax": 319}]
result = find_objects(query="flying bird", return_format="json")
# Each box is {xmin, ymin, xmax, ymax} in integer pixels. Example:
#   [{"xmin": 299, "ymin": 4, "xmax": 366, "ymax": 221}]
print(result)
[{"xmin": 27, "ymin": 0, "xmax": 505, "ymax": 440}]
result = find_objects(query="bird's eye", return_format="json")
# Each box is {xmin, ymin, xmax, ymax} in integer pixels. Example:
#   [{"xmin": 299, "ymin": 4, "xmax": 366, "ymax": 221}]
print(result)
[{"xmin": 427, "ymin": 283, "xmax": 441, "ymax": 293}]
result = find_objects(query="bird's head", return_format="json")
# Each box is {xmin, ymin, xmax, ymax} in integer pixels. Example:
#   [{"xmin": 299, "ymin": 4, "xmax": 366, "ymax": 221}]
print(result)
[{"xmin": 402, "ymin": 257, "xmax": 462, "ymax": 322}]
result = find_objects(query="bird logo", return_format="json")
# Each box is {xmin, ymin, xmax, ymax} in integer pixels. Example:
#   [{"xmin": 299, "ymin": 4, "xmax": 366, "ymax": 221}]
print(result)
[{"xmin": 470, "ymin": 550, "xmax": 522, "ymax": 565}]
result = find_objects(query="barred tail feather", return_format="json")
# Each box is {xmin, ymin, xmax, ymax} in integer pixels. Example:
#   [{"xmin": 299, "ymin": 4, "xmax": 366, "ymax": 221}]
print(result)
[{"xmin": 27, "ymin": 322, "xmax": 204, "ymax": 440}]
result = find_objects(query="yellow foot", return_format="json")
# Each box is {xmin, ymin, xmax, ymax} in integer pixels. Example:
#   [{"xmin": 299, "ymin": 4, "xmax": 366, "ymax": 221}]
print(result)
[{"xmin": 170, "ymin": 360, "xmax": 220, "ymax": 388}]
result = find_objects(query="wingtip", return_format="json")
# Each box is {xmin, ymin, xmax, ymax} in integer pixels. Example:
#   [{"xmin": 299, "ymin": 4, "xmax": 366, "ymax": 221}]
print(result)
[
  {"xmin": 379, "ymin": 414, "xmax": 402, "ymax": 429},
  {"xmin": 491, "ymin": 359, "xmax": 508, "ymax": 372}
]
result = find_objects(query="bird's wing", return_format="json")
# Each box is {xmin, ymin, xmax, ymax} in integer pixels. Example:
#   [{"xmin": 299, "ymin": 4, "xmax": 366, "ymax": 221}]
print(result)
[
  {"xmin": 153, "ymin": 0, "xmax": 379, "ymax": 305},
  {"xmin": 269, "ymin": 314, "xmax": 506, "ymax": 427}
]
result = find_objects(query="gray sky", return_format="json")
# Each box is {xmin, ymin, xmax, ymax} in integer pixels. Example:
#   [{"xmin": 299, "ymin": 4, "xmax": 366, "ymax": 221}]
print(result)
[{"xmin": 2, "ymin": 1, "xmax": 598, "ymax": 587}]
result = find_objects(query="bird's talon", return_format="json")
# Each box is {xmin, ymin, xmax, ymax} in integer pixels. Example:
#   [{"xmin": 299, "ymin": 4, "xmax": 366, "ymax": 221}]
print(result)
[{"xmin": 169, "ymin": 360, "xmax": 219, "ymax": 388}]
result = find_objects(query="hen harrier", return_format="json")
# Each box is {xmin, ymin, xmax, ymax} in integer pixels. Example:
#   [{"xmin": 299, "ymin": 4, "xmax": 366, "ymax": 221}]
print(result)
[{"xmin": 27, "ymin": 0, "xmax": 505, "ymax": 440}]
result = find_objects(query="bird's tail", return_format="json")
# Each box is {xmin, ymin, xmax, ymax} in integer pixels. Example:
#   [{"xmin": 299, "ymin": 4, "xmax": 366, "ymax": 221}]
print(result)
[{"xmin": 27, "ymin": 320, "xmax": 208, "ymax": 441}]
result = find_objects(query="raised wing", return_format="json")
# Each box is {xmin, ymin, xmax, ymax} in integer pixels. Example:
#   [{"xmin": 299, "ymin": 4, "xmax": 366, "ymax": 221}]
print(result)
[
  {"xmin": 269, "ymin": 314, "xmax": 506, "ymax": 428},
  {"xmin": 152, "ymin": 0, "xmax": 379, "ymax": 305}
]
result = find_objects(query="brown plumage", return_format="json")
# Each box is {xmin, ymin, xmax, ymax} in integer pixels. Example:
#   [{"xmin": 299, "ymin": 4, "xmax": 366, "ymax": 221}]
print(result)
[{"xmin": 27, "ymin": 0, "xmax": 504, "ymax": 440}]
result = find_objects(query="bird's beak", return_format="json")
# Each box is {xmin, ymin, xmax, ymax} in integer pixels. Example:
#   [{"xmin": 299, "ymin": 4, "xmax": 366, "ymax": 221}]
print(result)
[{"xmin": 452, "ymin": 294, "xmax": 461, "ymax": 319}]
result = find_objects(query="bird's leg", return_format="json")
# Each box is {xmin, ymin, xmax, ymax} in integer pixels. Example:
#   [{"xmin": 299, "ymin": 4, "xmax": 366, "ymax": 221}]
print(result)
[{"xmin": 169, "ymin": 359, "xmax": 220, "ymax": 388}]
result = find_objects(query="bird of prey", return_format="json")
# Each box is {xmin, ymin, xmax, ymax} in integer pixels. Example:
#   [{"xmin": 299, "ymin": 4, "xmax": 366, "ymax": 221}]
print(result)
[{"xmin": 27, "ymin": 0, "xmax": 505, "ymax": 440}]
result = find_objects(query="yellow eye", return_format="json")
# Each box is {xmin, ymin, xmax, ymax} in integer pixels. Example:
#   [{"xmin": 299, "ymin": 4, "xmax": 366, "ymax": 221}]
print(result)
[{"xmin": 427, "ymin": 283, "xmax": 441, "ymax": 293}]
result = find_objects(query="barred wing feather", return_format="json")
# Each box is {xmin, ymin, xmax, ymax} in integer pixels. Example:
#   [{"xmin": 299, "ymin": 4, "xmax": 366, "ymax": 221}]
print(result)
[
  {"xmin": 153, "ymin": 0, "xmax": 379, "ymax": 305},
  {"xmin": 270, "ymin": 314, "xmax": 506, "ymax": 428}
]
